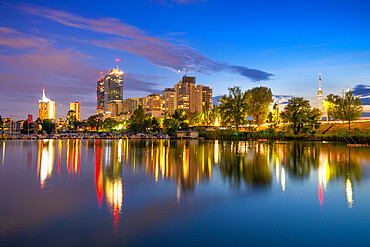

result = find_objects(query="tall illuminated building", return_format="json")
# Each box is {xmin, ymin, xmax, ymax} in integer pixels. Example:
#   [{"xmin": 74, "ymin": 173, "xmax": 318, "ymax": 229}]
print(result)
[
  {"xmin": 96, "ymin": 60, "xmax": 124, "ymax": 115},
  {"xmin": 38, "ymin": 89, "xmax": 56, "ymax": 121},
  {"xmin": 104, "ymin": 59, "xmax": 124, "ymax": 112},
  {"xmin": 70, "ymin": 102, "xmax": 81, "ymax": 121},
  {"xmin": 97, "ymin": 72, "xmax": 105, "ymax": 115},
  {"xmin": 162, "ymin": 88, "xmax": 177, "ymax": 114},
  {"xmin": 176, "ymin": 75, "xmax": 196, "ymax": 112}
]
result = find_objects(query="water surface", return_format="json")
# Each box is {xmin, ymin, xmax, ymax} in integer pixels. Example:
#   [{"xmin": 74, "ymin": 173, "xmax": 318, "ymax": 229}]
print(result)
[{"xmin": 0, "ymin": 140, "xmax": 369, "ymax": 246}]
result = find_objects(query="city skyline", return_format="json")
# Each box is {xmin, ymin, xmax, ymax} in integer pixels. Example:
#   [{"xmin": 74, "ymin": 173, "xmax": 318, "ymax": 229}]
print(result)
[{"xmin": 0, "ymin": 0, "xmax": 370, "ymax": 120}]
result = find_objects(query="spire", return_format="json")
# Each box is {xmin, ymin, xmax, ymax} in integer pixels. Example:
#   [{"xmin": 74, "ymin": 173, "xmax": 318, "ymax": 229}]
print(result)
[
  {"xmin": 42, "ymin": 88, "xmax": 46, "ymax": 101},
  {"xmin": 100, "ymin": 72, "xmax": 103, "ymax": 79},
  {"xmin": 116, "ymin": 58, "xmax": 119, "ymax": 70},
  {"xmin": 319, "ymin": 73, "xmax": 322, "ymax": 91}
]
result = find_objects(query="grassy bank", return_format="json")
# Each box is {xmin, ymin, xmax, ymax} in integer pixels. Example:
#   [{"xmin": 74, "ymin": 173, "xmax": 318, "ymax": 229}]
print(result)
[{"xmin": 198, "ymin": 121, "xmax": 370, "ymax": 143}]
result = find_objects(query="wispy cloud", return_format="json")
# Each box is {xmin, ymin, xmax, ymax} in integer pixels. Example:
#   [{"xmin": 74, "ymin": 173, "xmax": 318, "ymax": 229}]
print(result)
[
  {"xmin": 0, "ymin": 27, "xmax": 162, "ymax": 118},
  {"xmin": 15, "ymin": 4, "xmax": 272, "ymax": 82},
  {"xmin": 352, "ymin": 84, "xmax": 370, "ymax": 105}
]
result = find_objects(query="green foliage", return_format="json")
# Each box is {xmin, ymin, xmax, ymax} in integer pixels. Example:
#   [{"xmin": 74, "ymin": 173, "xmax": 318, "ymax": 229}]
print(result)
[
  {"xmin": 87, "ymin": 115, "xmax": 102, "ymax": 131},
  {"xmin": 324, "ymin": 92, "xmax": 363, "ymax": 130},
  {"xmin": 103, "ymin": 118, "xmax": 119, "ymax": 131},
  {"xmin": 127, "ymin": 106, "xmax": 161, "ymax": 133},
  {"xmin": 41, "ymin": 119, "xmax": 55, "ymax": 134},
  {"xmin": 246, "ymin": 86, "xmax": 273, "ymax": 126},
  {"xmin": 281, "ymin": 97, "xmax": 321, "ymax": 135},
  {"xmin": 219, "ymin": 86, "xmax": 248, "ymax": 130}
]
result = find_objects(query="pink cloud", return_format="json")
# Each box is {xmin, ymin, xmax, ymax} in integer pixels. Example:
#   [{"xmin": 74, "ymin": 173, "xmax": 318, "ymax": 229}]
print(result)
[{"xmin": 15, "ymin": 4, "xmax": 272, "ymax": 82}]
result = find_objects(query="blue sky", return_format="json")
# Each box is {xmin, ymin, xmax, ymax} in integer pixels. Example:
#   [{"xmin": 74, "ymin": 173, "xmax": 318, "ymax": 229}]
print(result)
[{"xmin": 0, "ymin": 0, "xmax": 369, "ymax": 119}]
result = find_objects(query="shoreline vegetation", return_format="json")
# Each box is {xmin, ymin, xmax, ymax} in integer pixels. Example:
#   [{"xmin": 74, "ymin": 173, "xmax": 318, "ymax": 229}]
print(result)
[
  {"xmin": 1, "ymin": 87, "xmax": 368, "ymax": 143},
  {"xmin": 1, "ymin": 121, "xmax": 369, "ymax": 143}
]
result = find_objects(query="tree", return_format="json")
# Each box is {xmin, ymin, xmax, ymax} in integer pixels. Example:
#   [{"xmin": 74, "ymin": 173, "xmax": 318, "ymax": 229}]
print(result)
[
  {"xmin": 41, "ymin": 119, "xmax": 55, "ymax": 134},
  {"xmin": 323, "ymin": 92, "xmax": 363, "ymax": 130},
  {"xmin": 323, "ymin": 94, "xmax": 340, "ymax": 121},
  {"xmin": 246, "ymin": 86, "xmax": 273, "ymax": 126},
  {"xmin": 337, "ymin": 92, "xmax": 363, "ymax": 130},
  {"xmin": 87, "ymin": 115, "xmax": 102, "ymax": 131},
  {"xmin": 281, "ymin": 97, "xmax": 321, "ymax": 135},
  {"xmin": 272, "ymin": 103, "xmax": 279, "ymax": 125},
  {"xmin": 103, "ymin": 118, "xmax": 119, "ymax": 131},
  {"xmin": 67, "ymin": 110, "xmax": 76, "ymax": 130},
  {"xmin": 218, "ymin": 86, "xmax": 248, "ymax": 130}
]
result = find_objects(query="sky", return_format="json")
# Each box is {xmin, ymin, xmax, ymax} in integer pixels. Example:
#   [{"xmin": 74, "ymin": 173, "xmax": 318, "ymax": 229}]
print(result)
[{"xmin": 0, "ymin": 0, "xmax": 369, "ymax": 120}]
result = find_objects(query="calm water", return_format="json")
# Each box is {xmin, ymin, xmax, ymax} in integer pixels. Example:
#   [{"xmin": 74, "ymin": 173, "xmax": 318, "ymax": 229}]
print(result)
[{"xmin": 0, "ymin": 140, "xmax": 369, "ymax": 246}]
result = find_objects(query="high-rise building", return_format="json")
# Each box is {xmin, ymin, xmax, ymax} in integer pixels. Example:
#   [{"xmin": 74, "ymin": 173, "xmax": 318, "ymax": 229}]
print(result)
[
  {"xmin": 139, "ymin": 97, "xmax": 149, "ymax": 109},
  {"xmin": 148, "ymin": 93, "xmax": 163, "ymax": 110},
  {"xmin": 108, "ymin": 102, "xmax": 123, "ymax": 116},
  {"xmin": 97, "ymin": 72, "xmax": 105, "ymax": 115},
  {"xmin": 176, "ymin": 75, "xmax": 196, "ymax": 112},
  {"xmin": 104, "ymin": 67, "xmax": 124, "ymax": 112},
  {"xmin": 96, "ymin": 61, "xmax": 124, "ymax": 115},
  {"xmin": 70, "ymin": 102, "xmax": 81, "ymax": 121},
  {"xmin": 195, "ymin": 85, "xmax": 203, "ymax": 113},
  {"xmin": 202, "ymin": 86, "xmax": 213, "ymax": 112},
  {"xmin": 162, "ymin": 88, "xmax": 177, "ymax": 114},
  {"xmin": 38, "ymin": 89, "xmax": 56, "ymax": 121}
]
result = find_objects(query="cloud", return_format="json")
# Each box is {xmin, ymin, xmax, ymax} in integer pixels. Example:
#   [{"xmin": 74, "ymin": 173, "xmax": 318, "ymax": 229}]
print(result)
[
  {"xmin": 0, "ymin": 27, "xmax": 162, "ymax": 118},
  {"xmin": 15, "ymin": 4, "xmax": 273, "ymax": 82},
  {"xmin": 352, "ymin": 84, "xmax": 370, "ymax": 105}
]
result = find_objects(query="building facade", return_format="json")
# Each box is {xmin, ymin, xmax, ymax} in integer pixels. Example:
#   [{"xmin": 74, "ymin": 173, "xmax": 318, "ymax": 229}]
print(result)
[
  {"xmin": 162, "ymin": 88, "xmax": 177, "ymax": 114},
  {"xmin": 176, "ymin": 76, "xmax": 196, "ymax": 112},
  {"xmin": 70, "ymin": 102, "xmax": 81, "ymax": 121},
  {"xmin": 96, "ymin": 75, "xmax": 105, "ymax": 115},
  {"xmin": 38, "ymin": 89, "xmax": 56, "ymax": 121}
]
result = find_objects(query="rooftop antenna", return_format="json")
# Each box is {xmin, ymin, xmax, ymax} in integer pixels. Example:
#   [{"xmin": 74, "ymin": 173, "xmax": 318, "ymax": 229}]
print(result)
[
  {"xmin": 100, "ymin": 72, "xmax": 103, "ymax": 79},
  {"xmin": 116, "ymin": 58, "xmax": 119, "ymax": 70},
  {"xmin": 42, "ymin": 88, "xmax": 46, "ymax": 101}
]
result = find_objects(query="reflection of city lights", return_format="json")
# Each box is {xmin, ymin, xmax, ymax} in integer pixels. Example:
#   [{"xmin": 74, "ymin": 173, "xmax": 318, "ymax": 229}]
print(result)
[
  {"xmin": 346, "ymin": 178, "xmax": 354, "ymax": 208},
  {"xmin": 214, "ymin": 140, "xmax": 219, "ymax": 164},
  {"xmin": 281, "ymin": 166, "xmax": 285, "ymax": 192},
  {"xmin": 39, "ymin": 140, "xmax": 54, "ymax": 190},
  {"xmin": 276, "ymin": 158, "xmax": 280, "ymax": 183},
  {"xmin": 214, "ymin": 117, "xmax": 219, "ymax": 127},
  {"xmin": 106, "ymin": 178, "xmax": 123, "ymax": 232},
  {"xmin": 2, "ymin": 141, "xmax": 5, "ymax": 165}
]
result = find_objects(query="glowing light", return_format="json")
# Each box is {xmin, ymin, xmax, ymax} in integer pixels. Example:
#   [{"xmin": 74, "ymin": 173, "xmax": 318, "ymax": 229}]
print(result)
[
  {"xmin": 281, "ymin": 166, "xmax": 285, "ymax": 192},
  {"xmin": 39, "ymin": 140, "xmax": 54, "ymax": 189},
  {"xmin": 214, "ymin": 117, "xmax": 219, "ymax": 127},
  {"xmin": 214, "ymin": 140, "xmax": 219, "ymax": 164},
  {"xmin": 275, "ymin": 158, "xmax": 280, "ymax": 183},
  {"xmin": 106, "ymin": 178, "xmax": 123, "ymax": 232},
  {"xmin": 346, "ymin": 178, "xmax": 354, "ymax": 208}
]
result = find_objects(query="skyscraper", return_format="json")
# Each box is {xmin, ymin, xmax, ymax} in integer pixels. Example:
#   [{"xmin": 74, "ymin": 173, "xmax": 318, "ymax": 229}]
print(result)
[
  {"xmin": 39, "ymin": 89, "xmax": 56, "ymax": 121},
  {"xmin": 202, "ymin": 86, "xmax": 213, "ymax": 112},
  {"xmin": 176, "ymin": 75, "xmax": 196, "ymax": 112},
  {"xmin": 97, "ymin": 72, "xmax": 105, "ymax": 115},
  {"xmin": 162, "ymin": 88, "xmax": 177, "ymax": 114},
  {"xmin": 70, "ymin": 102, "xmax": 81, "ymax": 121},
  {"xmin": 96, "ymin": 60, "xmax": 124, "ymax": 116}
]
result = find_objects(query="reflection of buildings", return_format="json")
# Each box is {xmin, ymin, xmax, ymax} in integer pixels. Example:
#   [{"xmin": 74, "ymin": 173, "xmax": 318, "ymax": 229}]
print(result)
[
  {"xmin": 38, "ymin": 89, "xmax": 56, "ymax": 121},
  {"xmin": 70, "ymin": 102, "xmax": 81, "ymax": 121},
  {"xmin": 37, "ymin": 140, "xmax": 55, "ymax": 189},
  {"xmin": 94, "ymin": 140, "xmax": 123, "ymax": 232}
]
